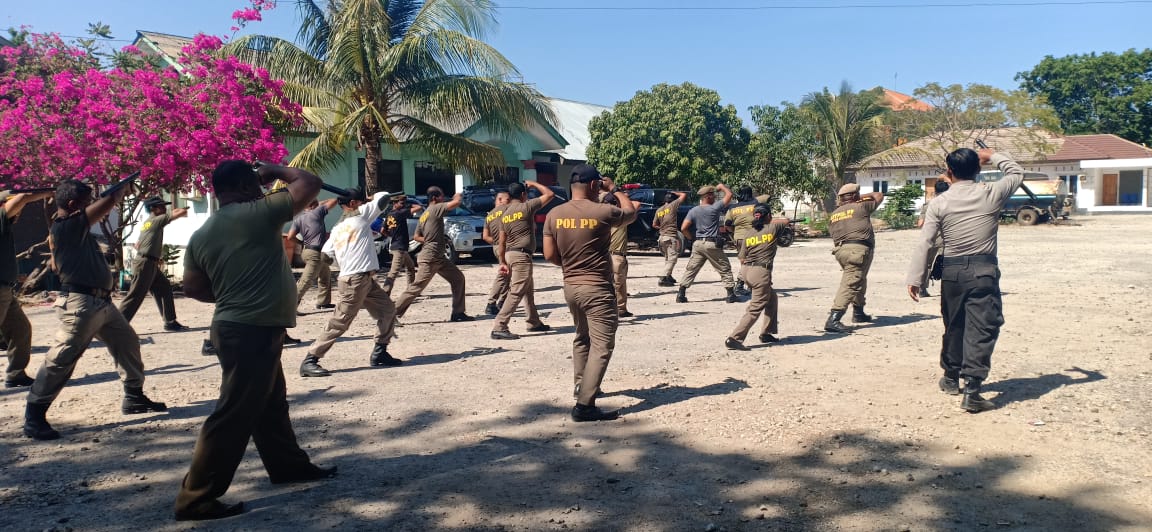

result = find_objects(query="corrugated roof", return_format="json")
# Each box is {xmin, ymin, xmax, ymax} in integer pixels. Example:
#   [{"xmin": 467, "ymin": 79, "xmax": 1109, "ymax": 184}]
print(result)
[
  {"xmin": 1050, "ymin": 134, "xmax": 1152, "ymax": 161},
  {"xmin": 541, "ymin": 98, "xmax": 611, "ymax": 162},
  {"xmin": 134, "ymin": 31, "xmax": 193, "ymax": 64}
]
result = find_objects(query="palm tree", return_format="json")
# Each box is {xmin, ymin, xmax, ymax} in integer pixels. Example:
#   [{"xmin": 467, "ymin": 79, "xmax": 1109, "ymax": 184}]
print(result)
[
  {"xmin": 226, "ymin": 0, "xmax": 555, "ymax": 193},
  {"xmin": 802, "ymin": 82, "xmax": 887, "ymax": 212}
]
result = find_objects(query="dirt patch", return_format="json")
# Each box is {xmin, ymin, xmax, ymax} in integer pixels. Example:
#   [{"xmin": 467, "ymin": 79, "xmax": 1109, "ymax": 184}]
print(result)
[{"xmin": 1, "ymin": 215, "xmax": 1149, "ymax": 531}]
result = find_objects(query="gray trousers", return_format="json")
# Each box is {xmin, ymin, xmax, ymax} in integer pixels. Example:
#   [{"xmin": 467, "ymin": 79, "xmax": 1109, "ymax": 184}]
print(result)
[
  {"xmin": 1, "ymin": 286, "xmax": 33, "ymax": 380},
  {"xmin": 679, "ymin": 239, "xmax": 735, "ymax": 289},
  {"xmin": 28, "ymin": 293, "xmax": 145, "ymax": 406},
  {"xmin": 118, "ymin": 257, "xmax": 177, "ymax": 323},
  {"xmin": 309, "ymin": 272, "xmax": 397, "ymax": 358},
  {"xmin": 296, "ymin": 249, "xmax": 333, "ymax": 306}
]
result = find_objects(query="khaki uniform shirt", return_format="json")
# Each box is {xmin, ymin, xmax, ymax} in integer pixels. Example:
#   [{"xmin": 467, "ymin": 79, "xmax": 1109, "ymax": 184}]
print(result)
[
  {"xmin": 485, "ymin": 207, "xmax": 504, "ymax": 246},
  {"xmin": 416, "ymin": 202, "xmax": 451, "ymax": 260},
  {"xmin": 906, "ymin": 154, "xmax": 1025, "ymax": 286},
  {"xmin": 725, "ymin": 201, "xmax": 757, "ymax": 240},
  {"xmin": 653, "ymin": 198, "xmax": 683, "ymax": 239},
  {"xmin": 136, "ymin": 213, "xmax": 172, "ymax": 259},
  {"xmin": 499, "ymin": 198, "xmax": 544, "ymax": 252},
  {"xmin": 52, "ymin": 211, "xmax": 113, "ymax": 291},
  {"xmin": 185, "ymin": 191, "xmax": 297, "ymax": 327},
  {"xmin": 742, "ymin": 221, "xmax": 788, "ymax": 268},
  {"xmin": 828, "ymin": 199, "xmax": 878, "ymax": 245},
  {"xmin": 0, "ymin": 207, "xmax": 16, "ymax": 285},
  {"xmin": 543, "ymin": 199, "xmax": 634, "ymax": 285}
]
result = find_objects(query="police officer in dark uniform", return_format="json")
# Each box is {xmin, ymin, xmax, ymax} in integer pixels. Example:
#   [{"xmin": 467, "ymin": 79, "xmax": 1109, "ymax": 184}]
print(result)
[
  {"xmin": 119, "ymin": 196, "xmax": 188, "ymax": 330},
  {"xmin": 1, "ymin": 190, "xmax": 53, "ymax": 388},
  {"xmin": 725, "ymin": 203, "xmax": 789, "ymax": 350},
  {"xmin": 824, "ymin": 183, "xmax": 882, "ymax": 333},
  {"xmin": 543, "ymin": 164, "xmax": 637, "ymax": 422},
  {"xmin": 175, "ymin": 161, "xmax": 335, "ymax": 520},
  {"xmin": 381, "ymin": 193, "xmax": 422, "ymax": 295},
  {"xmin": 906, "ymin": 147, "xmax": 1023, "ymax": 413},
  {"xmin": 24, "ymin": 180, "xmax": 168, "ymax": 441}
]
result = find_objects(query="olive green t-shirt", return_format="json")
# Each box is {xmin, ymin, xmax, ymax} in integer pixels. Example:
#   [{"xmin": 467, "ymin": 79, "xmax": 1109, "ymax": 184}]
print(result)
[
  {"xmin": 416, "ymin": 202, "xmax": 450, "ymax": 260},
  {"xmin": 725, "ymin": 201, "xmax": 757, "ymax": 240},
  {"xmin": 52, "ymin": 211, "xmax": 114, "ymax": 290},
  {"xmin": 653, "ymin": 197, "xmax": 683, "ymax": 239},
  {"xmin": 0, "ymin": 207, "xmax": 16, "ymax": 285},
  {"xmin": 828, "ymin": 199, "xmax": 878, "ymax": 245},
  {"xmin": 185, "ymin": 191, "xmax": 297, "ymax": 327},
  {"xmin": 136, "ymin": 213, "xmax": 171, "ymax": 259},
  {"xmin": 742, "ymin": 221, "xmax": 788, "ymax": 266},
  {"xmin": 499, "ymin": 198, "xmax": 544, "ymax": 252}
]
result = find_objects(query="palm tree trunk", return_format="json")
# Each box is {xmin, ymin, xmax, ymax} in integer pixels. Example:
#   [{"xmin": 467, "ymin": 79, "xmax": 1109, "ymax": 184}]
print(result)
[{"xmin": 362, "ymin": 116, "xmax": 381, "ymax": 195}]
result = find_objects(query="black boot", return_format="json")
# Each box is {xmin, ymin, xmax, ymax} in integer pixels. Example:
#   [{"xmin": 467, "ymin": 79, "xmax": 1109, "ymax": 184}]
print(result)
[
  {"xmin": 961, "ymin": 379, "xmax": 995, "ymax": 413},
  {"xmin": 725, "ymin": 287, "xmax": 739, "ymax": 303},
  {"xmin": 369, "ymin": 343, "xmax": 404, "ymax": 367},
  {"xmin": 939, "ymin": 375, "xmax": 960, "ymax": 395},
  {"xmin": 571, "ymin": 403, "xmax": 620, "ymax": 422},
  {"xmin": 123, "ymin": 387, "xmax": 168, "ymax": 414},
  {"xmin": 675, "ymin": 287, "xmax": 688, "ymax": 303},
  {"xmin": 485, "ymin": 302, "xmax": 499, "ymax": 315},
  {"xmin": 918, "ymin": 287, "xmax": 931, "ymax": 298},
  {"xmin": 201, "ymin": 339, "xmax": 218, "ymax": 357},
  {"xmin": 299, "ymin": 355, "xmax": 331, "ymax": 377},
  {"xmin": 851, "ymin": 305, "xmax": 873, "ymax": 323},
  {"xmin": 23, "ymin": 403, "xmax": 60, "ymax": 440},
  {"xmin": 734, "ymin": 280, "xmax": 750, "ymax": 297},
  {"xmin": 5, "ymin": 372, "xmax": 34, "ymax": 388},
  {"xmin": 823, "ymin": 310, "xmax": 851, "ymax": 334},
  {"xmin": 724, "ymin": 337, "xmax": 749, "ymax": 351},
  {"xmin": 658, "ymin": 276, "xmax": 676, "ymax": 287}
]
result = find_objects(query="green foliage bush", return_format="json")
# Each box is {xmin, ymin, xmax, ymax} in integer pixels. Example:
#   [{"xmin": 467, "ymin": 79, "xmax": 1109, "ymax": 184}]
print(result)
[{"xmin": 878, "ymin": 185, "xmax": 924, "ymax": 230}]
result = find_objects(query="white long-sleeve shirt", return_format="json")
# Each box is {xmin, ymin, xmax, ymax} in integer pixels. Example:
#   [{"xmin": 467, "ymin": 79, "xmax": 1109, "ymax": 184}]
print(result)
[{"xmin": 323, "ymin": 191, "xmax": 390, "ymax": 277}]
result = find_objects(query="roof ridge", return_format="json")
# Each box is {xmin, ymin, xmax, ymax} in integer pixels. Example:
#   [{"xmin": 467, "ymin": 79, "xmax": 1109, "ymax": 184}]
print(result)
[
  {"xmin": 548, "ymin": 96, "xmax": 611, "ymax": 108},
  {"xmin": 137, "ymin": 30, "xmax": 194, "ymax": 41}
]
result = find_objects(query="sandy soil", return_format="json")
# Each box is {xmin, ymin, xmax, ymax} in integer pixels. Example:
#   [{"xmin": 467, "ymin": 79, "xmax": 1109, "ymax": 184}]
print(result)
[{"xmin": 1, "ymin": 214, "xmax": 1150, "ymax": 532}]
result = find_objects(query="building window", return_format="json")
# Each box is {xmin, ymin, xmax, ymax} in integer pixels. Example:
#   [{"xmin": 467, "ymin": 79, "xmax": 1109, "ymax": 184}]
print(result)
[
  {"xmin": 874, "ymin": 180, "xmax": 889, "ymax": 194},
  {"xmin": 1059, "ymin": 175, "xmax": 1078, "ymax": 194},
  {"xmin": 415, "ymin": 161, "xmax": 457, "ymax": 195},
  {"xmin": 357, "ymin": 158, "xmax": 403, "ymax": 192},
  {"xmin": 1118, "ymin": 170, "xmax": 1143, "ymax": 205}
]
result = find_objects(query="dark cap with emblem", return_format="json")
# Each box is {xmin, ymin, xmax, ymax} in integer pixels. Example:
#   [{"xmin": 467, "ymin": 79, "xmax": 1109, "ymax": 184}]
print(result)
[
  {"xmin": 338, "ymin": 186, "xmax": 367, "ymax": 205},
  {"xmin": 571, "ymin": 164, "xmax": 601, "ymax": 183},
  {"xmin": 143, "ymin": 196, "xmax": 171, "ymax": 209}
]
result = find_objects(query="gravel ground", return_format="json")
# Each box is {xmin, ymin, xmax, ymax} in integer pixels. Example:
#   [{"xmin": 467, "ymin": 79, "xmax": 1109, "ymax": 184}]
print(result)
[{"xmin": 1, "ymin": 214, "xmax": 1149, "ymax": 532}]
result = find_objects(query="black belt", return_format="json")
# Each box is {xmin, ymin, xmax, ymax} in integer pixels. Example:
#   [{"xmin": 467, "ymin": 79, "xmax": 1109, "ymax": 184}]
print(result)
[
  {"xmin": 697, "ymin": 236, "xmax": 721, "ymax": 242},
  {"xmin": 941, "ymin": 254, "xmax": 997, "ymax": 266},
  {"xmin": 61, "ymin": 284, "xmax": 112, "ymax": 299},
  {"xmin": 304, "ymin": 245, "xmax": 324, "ymax": 251},
  {"xmin": 747, "ymin": 261, "xmax": 773, "ymax": 269},
  {"xmin": 838, "ymin": 240, "xmax": 873, "ymax": 248}
]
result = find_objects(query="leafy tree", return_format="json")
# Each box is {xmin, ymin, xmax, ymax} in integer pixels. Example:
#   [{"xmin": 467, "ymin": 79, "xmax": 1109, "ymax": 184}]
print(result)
[
  {"xmin": 1017, "ymin": 49, "xmax": 1152, "ymax": 146},
  {"xmin": 226, "ymin": 0, "xmax": 555, "ymax": 194},
  {"xmin": 878, "ymin": 82, "xmax": 1060, "ymax": 164},
  {"xmin": 586, "ymin": 82, "xmax": 751, "ymax": 190},
  {"xmin": 878, "ymin": 182, "xmax": 923, "ymax": 230},
  {"xmin": 803, "ymin": 82, "xmax": 887, "ymax": 212},
  {"xmin": 746, "ymin": 102, "xmax": 824, "ymax": 214}
]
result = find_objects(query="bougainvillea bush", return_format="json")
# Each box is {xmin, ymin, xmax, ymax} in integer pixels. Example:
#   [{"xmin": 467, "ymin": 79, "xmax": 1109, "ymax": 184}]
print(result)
[{"xmin": 0, "ymin": 29, "xmax": 301, "ymax": 195}]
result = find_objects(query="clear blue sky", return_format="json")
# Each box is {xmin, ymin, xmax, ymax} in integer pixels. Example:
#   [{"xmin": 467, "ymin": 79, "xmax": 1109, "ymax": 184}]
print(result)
[{"xmin": 7, "ymin": 0, "xmax": 1152, "ymax": 123}]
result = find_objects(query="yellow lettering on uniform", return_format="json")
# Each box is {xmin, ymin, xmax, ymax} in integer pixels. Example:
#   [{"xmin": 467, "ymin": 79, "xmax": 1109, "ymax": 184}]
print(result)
[
  {"xmin": 419, "ymin": 212, "xmax": 429, "ymax": 223},
  {"xmin": 578, "ymin": 218, "xmax": 598, "ymax": 229},
  {"xmin": 556, "ymin": 218, "xmax": 576, "ymax": 229},
  {"xmin": 501, "ymin": 212, "xmax": 525, "ymax": 224},
  {"xmin": 656, "ymin": 207, "xmax": 670, "ymax": 218},
  {"xmin": 486, "ymin": 210, "xmax": 503, "ymax": 223},
  {"xmin": 143, "ymin": 221, "xmax": 153, "ymax": 231},
  {"xmin": 829, "ymin": 209, "xmax": 854, "ymax": 224},
  {"xmin": 744, "ymin": 234, "xmax": 775, "ymax": 247}
]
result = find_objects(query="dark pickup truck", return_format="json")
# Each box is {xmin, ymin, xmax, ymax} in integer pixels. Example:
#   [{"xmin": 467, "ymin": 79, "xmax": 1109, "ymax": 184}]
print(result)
[{"xmin": 622, "ymin": 185, "xmax": 695, "ymax": 255}]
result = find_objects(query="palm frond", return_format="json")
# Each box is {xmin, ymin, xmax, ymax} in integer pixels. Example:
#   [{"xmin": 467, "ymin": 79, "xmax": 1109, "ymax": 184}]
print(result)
[
  {"xmin": 390, "ymin": 115, "xmax": 506, "ymax": 174},
  {"xmin": 294, "ymin": 0, "xmax": 334, "ymax": 61},
  {"xmin": 223, "ymin": 35, "xmax": 329, "ymax": 92},
  {"xmin": 407, "ymin": 0, "xmax": 498, "ymax": 40},
  {"xmin": 396, "ymin": 75, "xmax": 555, "ymax": 137},
  {"xmin": 289, "ymin": 125, "xmax": 349, "ymax": 174}
]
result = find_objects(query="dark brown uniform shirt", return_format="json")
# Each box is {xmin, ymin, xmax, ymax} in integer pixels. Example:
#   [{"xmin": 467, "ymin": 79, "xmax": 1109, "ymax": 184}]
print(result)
[
  {"xmin": 52, "ymin": 211, "xmax": 114, "ymax": 291},
  {"xmin": 653, "ymin": 198, "xmax": 683, "ymax": 239},
  {"xmin": 416, "ymin": 202, "xmax": 451, "ymax": 259},
  {"xmin": 499, "ymin": 198, "xmax": 544, "ymax": 252},
  {"xmin": 828, "ymin": 200, "xmax": 878, "ymax": 245},
  {"xmin": 742, "ymin": 222, "xmax": 788, "ymax": 267},
  {"xmin": 543, "ymin": 199, "xmax": 627, "ymax": 285},
  {"xmin": 136, "ymin": 213, "xmax": 172, "ymax": 259}
]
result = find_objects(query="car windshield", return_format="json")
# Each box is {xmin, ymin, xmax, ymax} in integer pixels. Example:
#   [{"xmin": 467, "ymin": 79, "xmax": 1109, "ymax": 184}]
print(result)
[{"xmin": 446, "ymin": 206, "xmax": 475, "ymax": 217}]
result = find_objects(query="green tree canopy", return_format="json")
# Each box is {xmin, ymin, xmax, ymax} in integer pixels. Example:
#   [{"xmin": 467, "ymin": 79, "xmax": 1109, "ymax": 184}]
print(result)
[
  {"xmin": 1017, "ymin": 49, "xmax": 1152, "ymax": 146},
  {"xmin": 746, "ymin": 103, "xmax": 823, "ymax": 213},
  {"xmin": 586, "ymin": 82, "xmax": 751, "ymax": 190},
  {"xmin": 802, "ymin": 82, "xmax": 887, "ymax": 211},
  {"xmin": 225, "ymin": 0, "xmax": 554, "ymax": 194},
  {"xmin": 878, "ymin": 82, "xmax": 1061, "ymax": 163}
]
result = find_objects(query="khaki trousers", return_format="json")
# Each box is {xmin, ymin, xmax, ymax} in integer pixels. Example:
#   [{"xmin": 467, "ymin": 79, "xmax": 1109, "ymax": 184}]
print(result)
[
  {"xmin": 831, "ymin": 243, "xmax": 874, "ymax": 311},
  {"xmin": 679, "ymin": 239, "xmax": 735, "ymax": 289},
  {"xmin": 565, "ymin": 283, "xmax": 618, "ymax": 406},
  {"xmin": 28, "ymin": 293, "xmax": 145, "ymax": 406},
  {"xmin": 175, "ymin": 321, "xmax": 313, "ymax": 516},
  {"xmin": 384, "ymin": 249, "xmax": 416, "ymax": 295},
  {"xmin": 493, "ymin": 251, "xmax": 543, "ymax": 331},
  {"xmin": 487, "ymin": 268, "xmax": 510, "ymax": 305},
  {"xmin": 728, "ymin": 265, "xmax": 778, "ymax": 341},
  {"xmin": 658, "ymin": 236, "xmax": 681, "ymax": 277},
  {"xmin": 296, "ymin": 249, "xmax": 333, "ymax": 306},
  {"xmin": 119, "ymin": 257, "xmax": 177, "ymax": 323},
  {"xmin": 394, "ymin": 255, "xmax": 466, "ymax": 317},
  {"xmin": 611, "ymin": 254, "xmax": 629, "ymax": 313},
  {"xmin": 1, "ymin": 286, "xmax": 33, "ymax": 380},
  {"xmin": 310, "ymin": 272, "xmax": 397, "ymax": 358}
]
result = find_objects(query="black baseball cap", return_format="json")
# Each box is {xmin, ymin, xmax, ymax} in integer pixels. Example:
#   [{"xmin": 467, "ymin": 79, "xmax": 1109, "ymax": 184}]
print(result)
[
  {"xmin": 571, "ymin": 164, "xmax": 601, "ymax": 183},
  {"xmin": 143, "ymin": 196, "xmax": 171, "ymax": 209},
  {"xmin": 338, "ymin": 187, "xmax": 367, "ymax": 204}
]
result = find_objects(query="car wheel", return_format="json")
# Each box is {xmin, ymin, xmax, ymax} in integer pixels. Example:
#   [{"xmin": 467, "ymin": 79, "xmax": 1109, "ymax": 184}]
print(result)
[
  {"xmin": 444, "ymin": 242, "xmax": 458, "ymax": 264},
  {"xmin": 777, "ymin": 227, "xmax": 795, "ymax": 248},
  {"xmin": 1017, "ymin": 208, "xmax": 1040, "ymax": 226}
]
